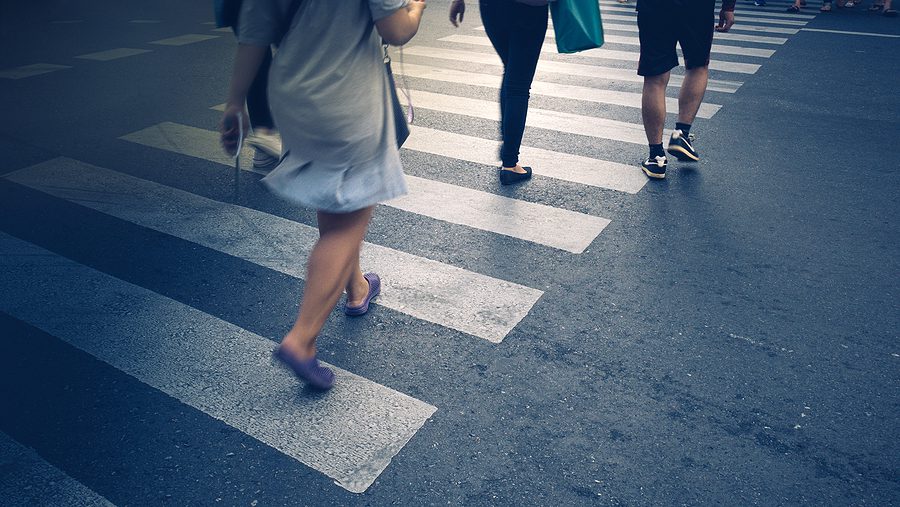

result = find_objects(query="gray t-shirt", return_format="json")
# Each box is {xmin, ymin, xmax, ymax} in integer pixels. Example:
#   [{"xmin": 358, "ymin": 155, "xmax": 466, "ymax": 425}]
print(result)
[{"xmin": 238, "ymin": 0, "xmax": 408, "ymax": 166}]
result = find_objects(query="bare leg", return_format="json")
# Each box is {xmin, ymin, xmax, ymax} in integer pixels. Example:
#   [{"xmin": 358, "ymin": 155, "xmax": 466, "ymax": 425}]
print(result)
[
  {"xmin": 344, "ymin": 248, "xmax": 369, "ymax": 307},
  {"xmin": 279, "ymin": 206, "xmax": 375, "ymax": 360},
  {"xmin": 642, "ymin": 72, "xmax": 670, "ymax": 145},
  {"xmin": 677, "ymin": 66, "xmax": 709, "ymax": 126}
]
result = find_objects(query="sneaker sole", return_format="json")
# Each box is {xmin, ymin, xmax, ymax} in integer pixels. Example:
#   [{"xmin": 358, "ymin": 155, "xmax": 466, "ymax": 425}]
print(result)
[
  {"xmin": 641, "ymin": 165, "xmax": 666, "ymax": 179},
  {"xmin": 667, "ymin": 144, "xmax": 700, "ymax": 162}
]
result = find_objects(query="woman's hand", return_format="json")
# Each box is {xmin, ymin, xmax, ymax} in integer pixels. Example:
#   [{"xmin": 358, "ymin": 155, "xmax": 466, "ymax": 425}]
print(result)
[
  {"xmin": 219, "ymin": 103, "xmax": 249, "ymax": 157},
  {"xmin": 449, "ymin": 0, "xmax": 465, "ymax": 27}
]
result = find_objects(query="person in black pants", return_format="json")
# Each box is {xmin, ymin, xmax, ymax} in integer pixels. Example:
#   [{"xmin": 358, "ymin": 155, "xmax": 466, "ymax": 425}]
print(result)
[
  {"xmin": 449, "ymin": 0, "xmax": 548, "ymax": 185},
  {"xmin": 215, "ymin": 0, "xmax": 282, "ymax": 170}
]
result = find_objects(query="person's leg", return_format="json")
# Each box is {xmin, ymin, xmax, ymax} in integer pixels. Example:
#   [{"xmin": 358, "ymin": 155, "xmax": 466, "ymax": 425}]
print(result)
[
  {"xmin": 279, "ymin": 206, "xmax": 375, "ymax": 361},
  {"xmin": 641, "ymin": 72, "xmax": 669, "ymax": 145},
  {"xmin": 677, "ymin": 65, "xmax": 709, "ymax": 127},
  {"xmin": 497, "ymin": 3, "xmax": 548, "ymax": 172},
  {"xmin": 664, "ymin": 0, "xmax": 713, "ymax": 162},
  {"xmin": 344, "ymin": 247, "xmax": 369, "ymax": 308},
  {"xmin": 246, "ymin": 49, "xmax": 274, "ymax": 132},
  {"xmin": 480, "ymin": 0, "xmax": 514, "ymax": 167}
]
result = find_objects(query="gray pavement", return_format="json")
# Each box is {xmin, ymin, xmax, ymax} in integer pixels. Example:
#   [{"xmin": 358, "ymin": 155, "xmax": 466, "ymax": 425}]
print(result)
[{"xmin": 1, "ymin": 0, "xmax": 898, "ymax": 505}]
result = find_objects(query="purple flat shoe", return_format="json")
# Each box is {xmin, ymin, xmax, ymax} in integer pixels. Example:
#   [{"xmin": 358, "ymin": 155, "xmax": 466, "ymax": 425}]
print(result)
[
  {"xmin": 343, "ymin": 272, "xmax": 380, "ymax": 316},
  {"xmin": 273, "ymin": 346, "xmax": 335, "ymax": 390}
]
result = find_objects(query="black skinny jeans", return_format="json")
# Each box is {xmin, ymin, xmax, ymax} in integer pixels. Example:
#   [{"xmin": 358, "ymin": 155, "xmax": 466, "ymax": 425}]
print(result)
[{"xmin": 480, "ymin": 0, "xmax": 548, "ymax": 168}]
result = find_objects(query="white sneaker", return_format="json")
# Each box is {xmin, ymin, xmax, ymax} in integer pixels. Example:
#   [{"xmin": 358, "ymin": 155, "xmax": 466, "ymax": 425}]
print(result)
[
  {"xmin": 246, "ymin": 131, "xmax": 282, "ymax": 158},
  {"xmin": 252, "ymin": 149, "xmax": 279, "ymax": 171}
]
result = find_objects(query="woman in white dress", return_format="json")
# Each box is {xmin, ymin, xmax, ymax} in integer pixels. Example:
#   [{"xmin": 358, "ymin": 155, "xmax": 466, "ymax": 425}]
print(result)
[{"xmin": 220, "ymin": 0, "xmax": 426, "ymax": 389}]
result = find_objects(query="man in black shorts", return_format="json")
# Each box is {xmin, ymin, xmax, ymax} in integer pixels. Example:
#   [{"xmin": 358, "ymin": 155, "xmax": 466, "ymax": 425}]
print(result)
[{"xmin": 637, "ymin": 0, "xmax": 736, "ymax": 179}]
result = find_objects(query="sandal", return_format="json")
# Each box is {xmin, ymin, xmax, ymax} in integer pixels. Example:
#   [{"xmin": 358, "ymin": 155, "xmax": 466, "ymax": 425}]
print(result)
[
  {"xmin": 786, "ymin": 4, "xmax": 801, "ymax": 10},
  {"xmin": 343, "ymin": 272, "xmax": 380, "ymax": 316},
  {"xmin": 869, "ymin": 3, "xmax": 884, "ymax": 9},
  {"xmin": 845, "ymin": 1, "xmax": 857, "ymax": 7},
  {"xmin": 273, "ymin": 347, "xmax": 335, "ymax": 390},
  {"xmin": 821, "ymin": 2, "xmax": 833, "ymax": 10},
  {"xmin": 885, "ymin": 8, "xmax": 899, "ymax": 15}
]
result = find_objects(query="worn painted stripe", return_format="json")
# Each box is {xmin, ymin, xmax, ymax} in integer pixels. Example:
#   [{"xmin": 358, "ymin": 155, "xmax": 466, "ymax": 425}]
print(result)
[
  {"xmin": 800, "ymin": 28, "xmax": 900, "ymax": 38},
  {"xmin": 717, "ymin": 5, "xmax": 818, "ymax": 17},
  {"xmin": 402, "ymin": 46, "xmax": 743, "ymax": 93},
  {"xmin": 600, "ymin": 13, "xmax": 800, "ymax": 33},
  {"xmin": 397, "ymin": 175, "xmax": 610, "ymax": 253},
  {"xmin": 442, "ymin": 34, "xmax": 761, "ymax": 74},
  {"xmin": 7, "ymin": 157, "xmax": 543, "ymax": 343},
  {"xmin": 550, "ymin": 32, "xmax": 777, "ymax": 58},
  {"xmin": 601, "ymin": 22, "xmax": 789, "ymax": 44},
  {"xmin": 123, "ymin": 122, "xmax": 605, "ymax": 253},
  {"xmin": 0, "ymin": 432, "xmax": 115, "ymax": 507},
  {"xmin": 395, "ymin": 62, "xmax": 722, "ymax": 118},
  {"xmin": 150, "ymin": 34, "xmax": 219, "ymax": 46},
  {"xmin": 129, "ymin": 19, "xmax": 161, "ymax": 24},
  {"xmin": 404, "ymin": 125, "xmax": 647, "ymax": 194},
  {"xmin": 597, "ymin": 4, "xmax": 809, "ymax": 24},
  {"xmin": 406, "ymin": 88, "xmax": 651, "ymax": 145},
  {"xmin": 0, "ymin": 233, "xmax": 437, "ymax": 494},
  {"xmin": 0, "ymin": 63, "xmax": 70, "ymax": 80},
  {"xmin": 213, "ymin": 106, "xmax": 645, "ymax": 192},
  {"xmin": 76, "ymin": 48, "xmax": 151, "ymax": 61},
  {"xmin": 598, "ymin": 1, "xmax": 818, "ymax": 19},
  {"xmin": 536, "ymin": 31, "xmax": 777, "ymax": 58}
]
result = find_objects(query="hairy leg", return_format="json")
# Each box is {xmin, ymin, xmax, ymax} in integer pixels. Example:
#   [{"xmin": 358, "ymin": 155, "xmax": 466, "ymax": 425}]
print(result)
[
  {"xmin": 642, "ymin": 72, "xmax": 670, "ymax": 145},
  {"xmin": 678, "ymin": 65, "xmax": 709, "ymax": 126}
]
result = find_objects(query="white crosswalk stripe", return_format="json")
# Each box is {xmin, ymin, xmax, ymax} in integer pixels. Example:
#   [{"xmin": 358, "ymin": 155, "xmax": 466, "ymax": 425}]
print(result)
[
  {"xmin": 0, "ymin": 432, "xmax": 116, "ymax": 506},
  {"xmin": 402, "ymin": 46, "xmax": 744, "ymax": 93},
  {"xmin": 121, "ymin": 122, "xmax": 609, "ymax": 253},
  {"xmin": 6, "ymin": 156, "xmax": 545, "ymax": 343},
  {"xmin": 0, "ymin": 232, "xmax": 437, "ymax": 494},
  {"xmin": 601, "ymin": 21, "xmax": 789, "ymax": 43},
  {"xmin": 403, "ymin": 89, "xmax": 651, "ymax": 145},
  {"xmin": 395, "ymin": 62, "xmax": 722, "ymax": 118},
  {"xmin": 403, "ymin": 125, "xmax": 648, "ymax": 193},
  {"xmin": 561, "ymin": 33, "xmax": 777, "ymax": 58},
  {"xmin": 599, "ymin": 13, "xmax": 801, "ymax": 33},
  {"xmin": 444, "ymin": 34, "xmax": 762, "ymax": 74},
  {"xmin": 598, "ymin": 4, "xmax": 812, "ymax": 24},
  {"xmin": 600, "ymin": 1, "xmax": 818, "ymax": 19}
]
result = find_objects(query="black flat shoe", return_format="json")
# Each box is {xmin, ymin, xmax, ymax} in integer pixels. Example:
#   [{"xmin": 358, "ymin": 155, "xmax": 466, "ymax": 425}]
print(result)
[{"xmin": 499, "ymin": 166, "xmax": 532, "ymax": 185}]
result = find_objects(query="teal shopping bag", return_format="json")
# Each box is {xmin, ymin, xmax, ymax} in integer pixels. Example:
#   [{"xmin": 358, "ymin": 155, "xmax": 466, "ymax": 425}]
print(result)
[{"xmin": 549, "ymin": 0, "xmax": 604, "ymax": 54}]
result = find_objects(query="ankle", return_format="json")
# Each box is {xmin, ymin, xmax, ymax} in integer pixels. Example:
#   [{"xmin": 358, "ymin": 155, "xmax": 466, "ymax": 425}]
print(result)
[
  {"xmin": 675, "ymin": 122, "xmax": 692, "ymax": 137},
  {"xmin": 347, "ymin": 277, "xmax": 369, "ymax": 303},
  {"xmin": 281, "ymin": 332, "xmax": 316, "ymax": 359}
]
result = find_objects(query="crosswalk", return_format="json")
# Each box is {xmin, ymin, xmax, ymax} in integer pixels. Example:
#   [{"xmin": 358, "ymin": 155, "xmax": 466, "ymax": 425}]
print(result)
[{"xmin": 1, "ymin": 2, "xmax": 817, "ymax": 498}]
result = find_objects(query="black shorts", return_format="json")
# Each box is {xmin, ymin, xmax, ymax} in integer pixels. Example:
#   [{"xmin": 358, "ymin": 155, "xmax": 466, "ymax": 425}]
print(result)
[{"xmin": 636, "ymin": 0, "xmax": 715, "ymax": 77}]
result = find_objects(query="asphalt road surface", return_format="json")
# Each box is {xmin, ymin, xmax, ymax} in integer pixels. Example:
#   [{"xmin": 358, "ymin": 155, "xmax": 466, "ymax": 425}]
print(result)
[{"xmin": 1, "ymin": 0, "xmax": 898, "ymax": 504}]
